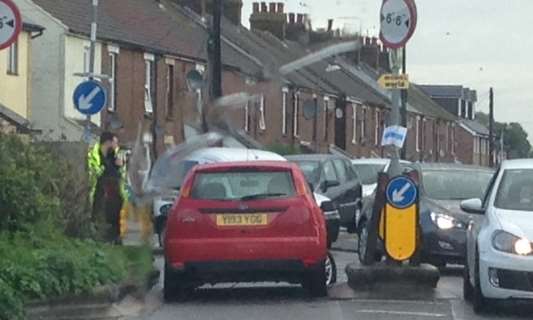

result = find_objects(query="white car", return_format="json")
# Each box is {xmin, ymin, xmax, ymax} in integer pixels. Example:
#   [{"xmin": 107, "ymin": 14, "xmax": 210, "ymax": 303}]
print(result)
[{"xmin": 462, "ymin": 159, "xmax": 533, "ymax": 313}]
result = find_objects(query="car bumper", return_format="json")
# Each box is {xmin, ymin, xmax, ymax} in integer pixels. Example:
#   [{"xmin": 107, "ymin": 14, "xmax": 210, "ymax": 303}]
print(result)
[
  {"xmin": 166, "ymin": 259, "xmax": 321, "ymax": 284},
  {"xmin": 421, "ymin": 224, "xmax": 466, "ymax": 264},
  {"xmin": 166, "ymin": 237, "xmax": 326, "ymax": 269},
  {"xmin": 480, "ymin": 249, "xmax": 533, "ymax": 300}
]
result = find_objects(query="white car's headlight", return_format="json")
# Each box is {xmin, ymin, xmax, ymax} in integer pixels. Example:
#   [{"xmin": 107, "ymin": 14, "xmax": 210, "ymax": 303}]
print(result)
[
  {"xmin": 430, "ymin": 212, "xmax": 465, "ymax": 230},
  {"xmin": 492, "ymin": 230, "xmax": 532, "ymax": 255}
]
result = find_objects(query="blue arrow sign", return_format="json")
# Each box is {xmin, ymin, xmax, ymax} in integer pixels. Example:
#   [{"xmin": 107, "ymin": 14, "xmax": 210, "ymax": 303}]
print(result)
[
  {"xmin": 386, "ymin": 176, "xmax": 417, "ymax": 209},
  {"xmin": 73, "ymin": 80, "xmax": 107, "ymax": 116}
]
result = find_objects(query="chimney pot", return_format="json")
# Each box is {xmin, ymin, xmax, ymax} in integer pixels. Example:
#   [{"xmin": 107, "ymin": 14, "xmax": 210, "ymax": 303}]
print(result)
[
  {"xmin": 297, "ymin": 13, "xmax": 304, "ymax": 24},
  {"xmin": 277, "ymin": 2, "xmax": 284, "ymax": 13},
  {"xmin": 252, "ymin": 2, "xmax": 259, "ymax": 13},
  {"xmin": 364, "ymin": 36, "xmax": 371, "ymax": 45},
  {"xmin": 327, "ymin": 19, "xmax": 334, "ymax": 32},
  {"xmin": 289, "ymin": 13, "xmax": 295, "ymax": 24},
  {"xmin": 260, "ymin": 2, "xmax": 267, "ymax": 12},
  {"xmin": 371, "ymin": 37, "xmax": 378, "ymax": 45},
  {"xmin": 269, "ymin": 2, "xmax": 276, "ymax": 13}
]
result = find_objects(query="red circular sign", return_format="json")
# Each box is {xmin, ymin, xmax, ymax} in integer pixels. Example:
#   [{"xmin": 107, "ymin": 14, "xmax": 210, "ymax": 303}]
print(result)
[
  {"xmin": 379, "ymin": 0, "xmax": 418, "ymax": 49},
  {"xmin": 0, "ymin": 0, "xmax": 22, "ymax": 50}
]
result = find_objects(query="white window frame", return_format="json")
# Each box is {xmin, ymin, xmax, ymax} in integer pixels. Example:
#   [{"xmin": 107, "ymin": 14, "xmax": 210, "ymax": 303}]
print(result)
[
  {"xmin": 293, "ymin": 92, "xmax": 300, "ymax": 137},
  {"xmin": 144, "ymin": 53, "xmax": 155, "ymax": 114},
  {"xmin": 7, "ymin": 41, "xmax": 18, "ymax": 75},
  {"xmin": 282, "ymin": 88, "xmax": 288, "ymax": 135},
  {"xmin": 259, "ymin": 95, "xmax": 266, "ymax": 131},
  {"xmin": 361, "ymin": 106, "xmax": 367, "ymax": 143},
  {"xmin": 374, "ymin": 109, "xmax": 380, "ymax": 146},
  {"xmin": 416, "ymin": 116, "xmax": 421, "ymax": 152},
  {"xmin": 83, "ymin": 46, "xmax": 91, "ymax": 73},
  {"xmin": 451, "ymin": 124, "xmax": 456, "ymax": 154},
  {"xmin": 244, "ymin": 101, "xmax": 250, "ymax": 132},
  {"xmin": 324, "ymin": 96, "xmax": 330, "ymax": 141},
  {"xmin": 473, "ymin": 136, "xmax": 479, "ymax": 154},
  {"xmin": 107, "ymin": 52, "xmax": 117, "ymax": 112},
  {"xmin": 352, "ymin": 103, "xmax": 358, "ymax": 144}
]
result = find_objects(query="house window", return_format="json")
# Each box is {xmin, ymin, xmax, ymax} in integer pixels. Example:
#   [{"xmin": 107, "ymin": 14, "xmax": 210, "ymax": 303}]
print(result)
[
  {"xmin": 360, "ymin": 106, "xmax": 367, "ymax": 143},
  {"xmin": 108, "ymin": 52, "xmax": 117, "ymax": 112},
  {"xmin": 444, "ymin": 123, "xmax": 449, "ymax": 153},
  {"xmin": 473, "ymin": 136, "xmax": 479, "ymax": 154},
  {"xmin": 166, "ymin": 64, "xmax": 175, "ymax": 118},
  {"xmin": 244, "ymin": 102, "xmax": 250, "ymax": 131},
  {"xmin": 259, "ymin": 95, "xmax": 266, "ymax": 131},
  {"xmin": 324, "ymin": 97, "xmax": 330, "ymax": 141},
  {"xmin": 352, "ymin": 104, "xmax": 358, "ymax": 144},
  {"xmin": 144, "ymin": 54, "xmax": 155, "ymax": 114},
  {"xmin": 7, "ymin": 41, "xmax": 18, "ymax": 75},
  {"xmin": 282, "ymin": 89, "xmax": 288, "ymax": 135},
  {"xmin": 293, "ymin": 93, "xmax": 300, "ymax": 137},
  {"xmin": 83, "ymin": 46, "xmax": 91, "ymax": 73},
  {"xmin": 374, "ymin": 109, "xmax": 380, "ymax": 146},
  {"xmin": 416, "ymin": 116, "xmax": 421, "ymax": 152}
]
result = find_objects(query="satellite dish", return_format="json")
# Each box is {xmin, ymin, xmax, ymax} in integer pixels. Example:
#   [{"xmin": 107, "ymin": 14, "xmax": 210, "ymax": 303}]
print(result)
[
  {"xmin": 303, "ymin": 99, "xmax": 318, "ymax": 120},
  {"xmin": 186, "ymin": 70, "xmax": 205, "ymax": 91}
]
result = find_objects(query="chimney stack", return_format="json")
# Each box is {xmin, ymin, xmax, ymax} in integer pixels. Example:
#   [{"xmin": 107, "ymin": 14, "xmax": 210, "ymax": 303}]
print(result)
[
  {"xmin": 297, "ymin": 13, "xmax": 304, "ymax": 24},
  {"xmin": 250, "ymin": 1, "xmax": 287, "ymax": 40},
  {"xmin": 277, "ymin": 2, "xmax": 284, "ymax": 13},
  {"xmin": 288, "ymin": 13, "xmax": 295, "ymax": 24},
  {"xmin": 327, "ymin": 19, "xmax": 334, "ymax": 32},
  {"xmin": 252, "ymin": 2, "xmax": 259, "ymax": 13}
]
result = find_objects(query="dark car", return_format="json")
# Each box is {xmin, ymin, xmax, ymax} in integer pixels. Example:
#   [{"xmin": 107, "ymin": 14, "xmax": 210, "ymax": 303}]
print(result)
[
  {"xmin": 286, "ymin": 155, "xmax": 363, "ymax": 234},
  {"xmin": 357, "ymin": 163, "xmax": 494, "ymax": 266}
]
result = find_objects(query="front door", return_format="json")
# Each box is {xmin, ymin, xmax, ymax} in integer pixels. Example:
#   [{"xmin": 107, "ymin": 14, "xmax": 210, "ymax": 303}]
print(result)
[{"xmin": 334, "ymin": 98, "xmax": 346, "ymax": 150}]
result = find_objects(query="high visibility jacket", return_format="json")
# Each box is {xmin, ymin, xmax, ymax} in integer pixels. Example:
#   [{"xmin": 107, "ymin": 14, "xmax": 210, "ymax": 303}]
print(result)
[{"xmin": 88, "ymin": 143, "xmax": 128, "ymax": 203}]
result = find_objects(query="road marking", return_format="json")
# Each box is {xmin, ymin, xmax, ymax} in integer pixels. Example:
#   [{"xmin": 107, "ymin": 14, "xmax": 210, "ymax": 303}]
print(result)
[{"xmin": 356, "ymin": 309, "xmax": 447, "ymax": 318}]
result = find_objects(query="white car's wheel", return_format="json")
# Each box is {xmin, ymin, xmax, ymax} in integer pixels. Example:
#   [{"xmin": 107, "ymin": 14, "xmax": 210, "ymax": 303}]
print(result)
[{"xmin": 325, "ymin": 252, "xmax": 337, "ymax": 287}]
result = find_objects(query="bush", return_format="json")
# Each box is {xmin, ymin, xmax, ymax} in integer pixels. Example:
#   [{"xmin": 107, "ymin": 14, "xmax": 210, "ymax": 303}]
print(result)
[
  {"xmin": 0, "ymin": 134, "xmax": 64, "ymax": 233},
  {"xmin": 0, "ymin": 230, "xmax": 152, "ymax": 320}
]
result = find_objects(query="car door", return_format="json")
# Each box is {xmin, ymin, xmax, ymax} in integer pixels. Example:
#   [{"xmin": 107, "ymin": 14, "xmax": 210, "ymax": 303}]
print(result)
[
  {"xmin": 334, "ymin": 159, "xmax": 361, "ymax": 221},
  {"xmin": 321, "ymin": 160, "xmax": 343, "ymax": 208}
]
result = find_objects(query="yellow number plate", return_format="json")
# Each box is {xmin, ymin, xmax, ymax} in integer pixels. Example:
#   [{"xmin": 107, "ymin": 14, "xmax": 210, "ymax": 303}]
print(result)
[{"xmin": 216, "ymin": 214, "xmax": 268, "ymax": 226}]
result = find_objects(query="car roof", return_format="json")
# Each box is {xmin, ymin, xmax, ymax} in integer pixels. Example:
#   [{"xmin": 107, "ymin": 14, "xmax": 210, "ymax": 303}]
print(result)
[
  {"xmin": 285, "ymin": 154, "xmax": 346, "ymax": 162},
  {"xmin": 193, "ymin": 161, "xmax": 297, "ymax": 172},
  {"xmin": 186, "ymin": 148, "xmax": 286, "ymax": 162},
  {"xmin": 351, "ymin": 158, "xmax": 410, "ymax": 165},
  {"xmin": 413, "ymin": 162, "xmax": 494, "ymax": 172},
  {"xmin": 501, "ymin": 159, "xmax": 533, "ymax": 170}
]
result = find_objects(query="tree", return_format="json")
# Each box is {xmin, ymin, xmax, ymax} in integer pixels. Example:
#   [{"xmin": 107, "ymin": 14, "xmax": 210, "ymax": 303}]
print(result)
[{"xmin": 475, "ymin": 112, "xmax": 531, "ymax": 159}]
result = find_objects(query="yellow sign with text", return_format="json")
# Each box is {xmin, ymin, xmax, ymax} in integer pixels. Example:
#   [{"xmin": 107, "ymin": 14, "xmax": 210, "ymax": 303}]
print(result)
[
  {"xmin": 384, "ymin": 203, "xmax": 418, "ymax": 261},
  {"xmin": 378, "ymin": 74, "xmax": 409, "ymax": 90}
]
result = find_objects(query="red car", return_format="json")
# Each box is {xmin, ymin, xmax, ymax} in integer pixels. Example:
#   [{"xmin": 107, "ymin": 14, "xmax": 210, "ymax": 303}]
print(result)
[{"xmin": 164, "ymin": 161, "xmax": 328, "ymax": 300}]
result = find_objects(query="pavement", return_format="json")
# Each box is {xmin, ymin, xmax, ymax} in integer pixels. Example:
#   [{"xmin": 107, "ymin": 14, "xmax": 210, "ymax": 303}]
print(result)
[{"xmin": 127, "ymin": 230, "xmax": 533, "ymax": 320}]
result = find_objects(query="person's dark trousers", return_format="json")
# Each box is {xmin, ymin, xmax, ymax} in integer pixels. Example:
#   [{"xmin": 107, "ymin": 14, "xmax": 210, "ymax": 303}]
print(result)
[{"xmin": 92, "ymin": 177, "xmax": 124, "ymax": 244}]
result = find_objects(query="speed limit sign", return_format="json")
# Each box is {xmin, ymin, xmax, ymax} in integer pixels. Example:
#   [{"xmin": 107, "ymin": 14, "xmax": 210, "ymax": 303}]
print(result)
[
  {"xmin": 379, "ymin": 0, "xmax": 417, "ymax": 49},
  {"xmin": 0, "ymin": 0, "xmax": 21, "ymax": 50}
]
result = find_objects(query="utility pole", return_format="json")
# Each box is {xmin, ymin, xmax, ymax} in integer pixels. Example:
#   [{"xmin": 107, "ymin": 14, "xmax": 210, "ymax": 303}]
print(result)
[
  {"xmin": 387, "ymin": 48, "xmax": 403, "ymax": 176},
  {"xmin": 489, "ymin": 87, "xmax": 494, "ymax": 167},
  {"xmin": 205, "ymin": 0, "xmax": 223, "ymax": 133},
  {"xmin": 400, "ymin": 46, "xmax": 408, "ymax": 160}
]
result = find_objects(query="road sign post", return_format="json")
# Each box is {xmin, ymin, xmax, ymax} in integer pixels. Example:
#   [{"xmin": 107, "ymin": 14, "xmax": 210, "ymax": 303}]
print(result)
[
  {"xmin": 379, "ymin": 0, "xmax": 417, "ymax": 177},
  {"xmin": 0, "ymin": 0, "xmax": 22, "ymax": 50}
]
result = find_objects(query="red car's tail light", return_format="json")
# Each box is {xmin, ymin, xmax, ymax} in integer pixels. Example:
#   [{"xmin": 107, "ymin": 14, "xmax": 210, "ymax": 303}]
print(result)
[{"xmin": 180, "ymin": 185, "xmax": 191, "ymax": 198}]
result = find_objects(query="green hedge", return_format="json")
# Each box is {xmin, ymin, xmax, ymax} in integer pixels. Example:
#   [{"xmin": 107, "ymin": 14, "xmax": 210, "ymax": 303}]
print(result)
[{"xmin": 0, "ymin": 230, "xmax": 152, "ymax": 320}]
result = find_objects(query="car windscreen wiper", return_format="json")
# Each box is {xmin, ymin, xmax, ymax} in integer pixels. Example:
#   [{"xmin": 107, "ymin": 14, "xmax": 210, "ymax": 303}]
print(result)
[{"xmin": 240, "ymin": 193, "xmax": 287, "ymax": 201}]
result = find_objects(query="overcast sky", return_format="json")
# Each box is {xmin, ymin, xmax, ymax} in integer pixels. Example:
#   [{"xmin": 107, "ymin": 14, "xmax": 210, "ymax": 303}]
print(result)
[{"xmin": 242, "ymin": 0, "xmax": 533, "ymax": 140}]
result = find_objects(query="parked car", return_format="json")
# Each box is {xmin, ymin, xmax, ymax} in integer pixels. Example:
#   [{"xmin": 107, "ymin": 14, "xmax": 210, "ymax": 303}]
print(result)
[
  {"xmin": 154, "ymin": 148, "xmax": 341, "ymax": 252},
  {"xmin": 164, "ymin": 161, "xmax": 328, "ymax": 300},
  {"xmin": 352, "ymin": 158, "xmax": 411, "ymax": 198},
  {"xmin": 462, "ymin": 160, "xmax": 533, "ymax": 313},
  {"xmin": 286, "ymin": 155, "xmax": 362, "ymax": 233},
  {"xmin": 357, "ymin": 163, "xmax": 494, "ymax": 266}
]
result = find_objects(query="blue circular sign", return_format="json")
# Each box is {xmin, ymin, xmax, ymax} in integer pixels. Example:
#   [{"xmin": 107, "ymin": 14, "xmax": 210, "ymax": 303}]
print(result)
[
  {"xmin": 386, "ymin": 176, "xmax": 418, "ymax": 209},
  {"xmin": 73, "ymin": 80, "xmax": 107, "ymax": 115}
]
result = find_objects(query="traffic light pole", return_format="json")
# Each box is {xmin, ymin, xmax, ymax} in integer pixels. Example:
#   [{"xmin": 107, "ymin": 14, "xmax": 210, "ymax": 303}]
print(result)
[{"xmin": 400, "ymin": 46, "xmax": 408, "ymax": 160}]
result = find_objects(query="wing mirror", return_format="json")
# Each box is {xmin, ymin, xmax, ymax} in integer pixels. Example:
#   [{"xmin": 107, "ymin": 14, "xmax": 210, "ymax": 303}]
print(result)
[
  {"xmin": 460, "ymin": 198, "xmax": 485, "ymax": 215},
  {"xmin": 320, "ymin": 180, "xmax": 340, "ymax": 192}
]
